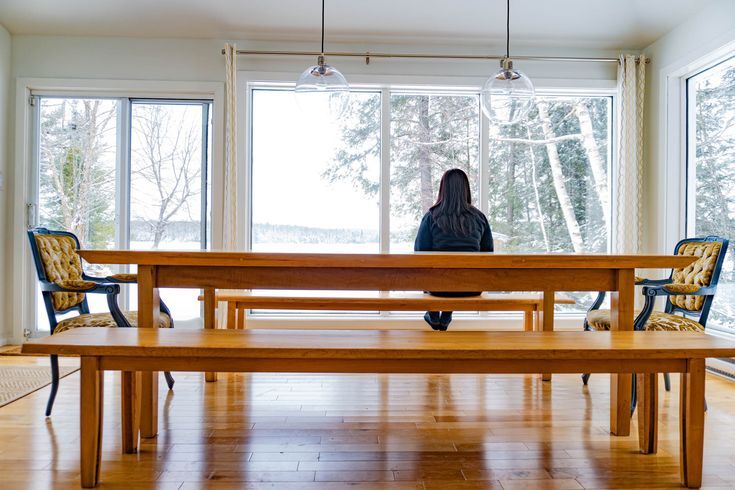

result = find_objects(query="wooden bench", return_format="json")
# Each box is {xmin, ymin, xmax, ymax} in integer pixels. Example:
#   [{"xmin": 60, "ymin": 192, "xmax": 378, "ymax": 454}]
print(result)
[
  {"xmin": 201, "ymin": 291, "xmax": 576, "ymax": 331},
  {"xmin": 22, "ymin": 327, "xmax": 735, "ymax": 489}
]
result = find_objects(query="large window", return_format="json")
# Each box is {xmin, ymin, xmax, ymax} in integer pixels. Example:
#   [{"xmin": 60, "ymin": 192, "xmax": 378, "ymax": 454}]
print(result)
[
  {"xmin": 250, "ymin": 89, "xmax": 380, "ymax": 253},
  {"xmin": 34, "ymin": 96, "xmax": 211, "ymax": 330},
  {"xmin": 686, "ymin": 55, "xmax": 735, "ymax": 331},
  {"xmin": 249, "ymin": 85, "xmax": 613, "ymax": 315}
]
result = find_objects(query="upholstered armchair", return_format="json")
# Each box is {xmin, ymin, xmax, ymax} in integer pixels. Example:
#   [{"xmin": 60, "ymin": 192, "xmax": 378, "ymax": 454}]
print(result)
[
  {"xmin": 27, "ymin": 228, "xmax": 175, "ymax": 416},
  {"xmin": 582, "ymin": 236, "xmax": 729, "ymax": 410}
]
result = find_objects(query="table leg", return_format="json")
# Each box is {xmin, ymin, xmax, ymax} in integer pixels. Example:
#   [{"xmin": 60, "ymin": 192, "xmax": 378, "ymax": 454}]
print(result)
[
  {"xmin": 121, "ymin": 371, "xmax": 140, "ymax": 454},
  {"xmin": 637, "ymin": 372, "xmax": 658, "ymax": 454},
  {"xmin": 681, "ymin": 359, "xmax": 706, "ymax": 489},
  {"xmin": 609, "ymin": 268, "xmax": 634, "ymax": 436},
  {"xmin": 204, "ymin": 288, "xmax": 217, "ymax": 382},
  {"xmin": 138, "ymin": 265, "xmax": 160, "ymax": 438},
  {"xmin": 541, "ymin": 291, "xmax": 555, "ymax": 381},
  {"xmin": 80, "ymin": 357, "xmax": 103, "ymax": 488}
]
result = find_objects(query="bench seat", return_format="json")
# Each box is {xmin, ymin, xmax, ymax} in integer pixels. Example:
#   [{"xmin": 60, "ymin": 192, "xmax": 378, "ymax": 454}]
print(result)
[{"xmin": 201, "ymin": 291, "xmax": 576, "ymax": 330}]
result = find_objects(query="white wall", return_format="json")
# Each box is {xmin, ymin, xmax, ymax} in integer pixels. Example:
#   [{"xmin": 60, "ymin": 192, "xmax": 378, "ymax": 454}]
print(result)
[
  {"xmin": 643, "ymin": 0, "xmax": 735, "ymax": 254},
  {"xmin": 0, "ymin": 25, "xmax": 11, "ymax": 344}
]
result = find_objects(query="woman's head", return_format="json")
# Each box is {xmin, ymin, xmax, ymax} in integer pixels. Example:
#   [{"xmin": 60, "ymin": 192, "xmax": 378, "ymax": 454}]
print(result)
[
  {"xmin": 435, "ymin": 168, "xmax": 472, "ymax": 208},
  {"xmin": 430, "ymin": 168, "xmax": 478, "ymax": 236}
]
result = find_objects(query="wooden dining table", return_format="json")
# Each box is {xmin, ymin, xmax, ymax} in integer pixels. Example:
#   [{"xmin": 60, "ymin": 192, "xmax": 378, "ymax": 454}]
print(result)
[{"xmin": 76, "ymin": 250, "xmax": 696, "ymax": 441}]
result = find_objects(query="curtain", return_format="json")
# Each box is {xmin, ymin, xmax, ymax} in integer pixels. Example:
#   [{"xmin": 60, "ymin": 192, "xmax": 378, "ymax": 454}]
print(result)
[
  {"xmin": 217, "ymin": 43, "xmax": 239, "ymax": 328},
  {"xmin": 614, "ymin": 54, "xmax": 648, "ymax": 254},
  {"xmin": 223, "ymin": 43, "xmax": 238, "ymax": 251}
]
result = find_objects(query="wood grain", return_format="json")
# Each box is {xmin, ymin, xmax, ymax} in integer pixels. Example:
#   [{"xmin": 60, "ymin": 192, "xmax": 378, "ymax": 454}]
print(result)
[
  {"xmin": 22, "ymin": 329, "xmax": 735, "ymax": 360},
  {"xmin": 80, "ymin": 356, "xmax": 103, "ymax": 488},
  {"xmin": 2, "ymin": 354, "xmax": 731, "ymax": 489},
  {"xmin": 681, "ymin": 358, "xmax": 706, "ymax": 488},
  {"xmin": 77, "ymin": 249, "xmax": 696, "ymax": 270},
  {"xmin": 637, "ymin": 372, "xmax": 658, "ymax": 454},
  {"xmin": 137, "ymin": 265, "xmax": 159, "ymax": 439}
]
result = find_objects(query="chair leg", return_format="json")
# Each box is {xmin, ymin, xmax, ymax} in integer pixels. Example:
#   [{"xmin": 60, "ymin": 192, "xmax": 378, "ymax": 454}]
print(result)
[
  {"xmin": 581, "ymin": 373, "xmax": 591, "ymax": 385},
  {"xmin": 164, "ymin": 371, "xmax": 175, "ymax": 390},
  {"xmin": 45, "ymin": 354, "xmax": 60, "ymax": 417},
  {"xmin": 664, "ymin": 373, "xmax": 671, "ymax": 392},
  {"xmin": 630, "ymin": 373, "xmax": 638, "ymax": 415}
]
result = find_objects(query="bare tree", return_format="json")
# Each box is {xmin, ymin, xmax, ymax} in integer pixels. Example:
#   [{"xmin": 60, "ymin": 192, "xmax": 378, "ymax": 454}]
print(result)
[
  {"xmin": 537, "ymin": 100, "xmax": 584, "ymax": 253},
  {"xmin": 575, "ymin": 101, "xmax": 610, "ymax": 229},
  {"xmin": 40, "ymin": 99, "xmax": 116, "ymax": 247},
  {"xmin": 132, "ymin": 105, "xmax": 201, "ymax": 248}
]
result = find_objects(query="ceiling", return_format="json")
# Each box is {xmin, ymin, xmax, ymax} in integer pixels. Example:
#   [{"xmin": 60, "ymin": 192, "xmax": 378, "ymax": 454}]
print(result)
[{"xmin": 0, "ymin": 0, "xmax": 714, "ymax": 50}]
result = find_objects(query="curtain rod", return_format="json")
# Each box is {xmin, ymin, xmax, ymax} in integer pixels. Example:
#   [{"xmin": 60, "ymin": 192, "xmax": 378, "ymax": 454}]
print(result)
[{"xmin": 222, "ymin": 49, "xmax": 648, "ymax": 64}]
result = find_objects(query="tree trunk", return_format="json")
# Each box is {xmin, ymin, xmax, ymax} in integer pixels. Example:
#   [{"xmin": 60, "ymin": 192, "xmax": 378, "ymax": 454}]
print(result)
[
  {"xmin": 575, "ymin": 100, "xmax": 610, "ymax": 229},
  {"xmin": 528, "ymin": 128, "xmax": 550, "ymax": 251},
  {"xmin": 537, "ymin": 101, "xmax": 585, "ymax": 253},
  {"xmin": 417, "ymin": 96, "xmax": 434, "ymax": 213}
]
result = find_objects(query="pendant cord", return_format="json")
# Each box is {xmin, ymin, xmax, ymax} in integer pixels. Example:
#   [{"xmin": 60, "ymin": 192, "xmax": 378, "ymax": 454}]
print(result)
[
  {"xmin": 506, "ymin": 0, "xmax": 510, "ymax": 59},
  {"xmin": 321, "ymin": 0, "xmax": 325, "ymax": 56}
]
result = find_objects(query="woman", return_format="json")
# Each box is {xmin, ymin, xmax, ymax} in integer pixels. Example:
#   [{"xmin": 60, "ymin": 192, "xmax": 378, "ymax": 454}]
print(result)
[{"xmin": 414, "ymin": 168, "xmax": 494, "ymax": 330}]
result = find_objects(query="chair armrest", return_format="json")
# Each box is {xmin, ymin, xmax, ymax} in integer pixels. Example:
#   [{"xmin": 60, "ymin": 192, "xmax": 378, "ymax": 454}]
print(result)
[
  {"xmin": 635, "ymin": 277, "xmax": 670, "ymax": 286},
  {"xmin": 41, "ymin": 282, "xmax": 121, "ymax": 295},
  {"xmin": 105, "ymin": 273, "xmax": 138, "ymax": 283},
  {"xmin": 642, "ymin": 284, "xmax": 716, "ymax": 297},
  {"xmin": 82, "ymin": 273, "xmax": 138, "ymax": 284}
]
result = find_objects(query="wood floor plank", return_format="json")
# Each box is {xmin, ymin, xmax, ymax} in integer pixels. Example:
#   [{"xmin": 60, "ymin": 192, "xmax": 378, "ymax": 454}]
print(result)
[{"xmin": 1, "ymin": 357, "xmax": 733, "ymax": 489}]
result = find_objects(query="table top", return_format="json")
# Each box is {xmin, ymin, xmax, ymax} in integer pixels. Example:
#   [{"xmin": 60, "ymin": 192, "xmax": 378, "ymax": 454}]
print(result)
[
  {"xmin": 22, "ymin": 328, "xmax": 735, "ymax": 360},
  {"xmin": 77, "ymin": 250, "xmax": 696, "ymax": 270}
]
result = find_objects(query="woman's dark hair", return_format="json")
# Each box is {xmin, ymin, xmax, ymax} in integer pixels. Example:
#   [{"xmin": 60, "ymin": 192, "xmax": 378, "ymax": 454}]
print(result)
[{"xmin": 429, "ymin": 168, "xmax": 479, "ymax": 236}]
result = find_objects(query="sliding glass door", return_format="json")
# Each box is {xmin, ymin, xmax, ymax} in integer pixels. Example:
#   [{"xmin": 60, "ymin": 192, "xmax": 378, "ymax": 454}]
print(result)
[
  {"xmin": 686, "ymin": 55, "xmax": 735, "ymax": 331},
  {"xmin": 31, "ymin": 96, "xmax": 211, "ymax": 333}
]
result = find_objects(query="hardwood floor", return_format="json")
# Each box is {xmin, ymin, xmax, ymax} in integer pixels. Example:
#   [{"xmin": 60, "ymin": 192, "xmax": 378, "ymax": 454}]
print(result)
[{"xmin": 2, "ymin": 356, "xmax": 735, "ymax": 489}]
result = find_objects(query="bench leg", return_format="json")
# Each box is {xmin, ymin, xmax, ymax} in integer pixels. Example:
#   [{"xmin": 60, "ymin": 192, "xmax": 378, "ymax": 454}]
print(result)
[
  {"xmin": 121, "ymin": 371, "xmax": 140, "ymax": 454},
  {"xmin": 680, "ymin": 359, "xmax": 706, "ymax": 489},
  {"xmin": 227, "ymin": 301, "xmax": 236, "ymax": 329},
  {"xmin": 541, "ymin": 292, "xmax": 554, "ymax": 382},
  {"xmin": 238, "ymin": 304, "xmax": 247, "ymax": 329},
  {"xmin": 80, "ymin": 357, "xmax": 104, "ymax": 488},
  {"xmin": 637, "ymin": 372, "xmax": 658, "ymax": 454},
  {"xmin": 204, "ymin": 288, "xmax": 217, "ymax": 382},
  {"xmin": 523, "ymin": 309, "xmax": 534, "ymax": 332},
  {"xmin": 609, "ymin": 269, "xmax": 634, "ymax": 437}
]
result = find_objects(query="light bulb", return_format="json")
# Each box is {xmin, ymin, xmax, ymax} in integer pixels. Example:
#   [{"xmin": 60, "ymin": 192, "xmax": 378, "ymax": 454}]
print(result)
[
  {"xmin": 295, "ymin": 56, "xmax": 350, "ymax": 119},
  {"xmin": 481, "ymin": 59, "xmax": 535, "ymax": 125}
]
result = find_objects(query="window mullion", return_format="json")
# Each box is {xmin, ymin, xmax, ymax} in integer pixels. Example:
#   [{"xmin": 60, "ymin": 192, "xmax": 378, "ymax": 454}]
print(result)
[
  {"xmin": 117, "ymin": 98, "xmax": 132, "ymax": 310},
  {"xmin": 479, "ymin": 99, "xmax": 489, "ymax": 216},
  {"xmin": 379, "ymin": 88, "xmax": 391, "ymax": 254}
]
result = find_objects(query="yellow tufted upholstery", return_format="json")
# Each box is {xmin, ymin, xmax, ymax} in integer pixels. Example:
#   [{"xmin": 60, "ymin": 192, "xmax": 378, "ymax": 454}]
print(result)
[
  {"xmin": 34, "ymin": 235, "xmax": 87, "ymax": 311},
  {"xmin": 669, "ymin": 241, "xmax": 722, "ymax": 311},
  {"xmin": 57, "ymin": 279, "xmax": 97, "ymax": 291},
  {"xmin": 54, "ymin": 311, "xmax": 173, "ymax": 335},
  {"xmin": 107, "ymin": 273, "xmax": 138, "ymax": 283},
  {"xmin": 586, "ymin": 309, "xmax": 704, "ymax": 332}
]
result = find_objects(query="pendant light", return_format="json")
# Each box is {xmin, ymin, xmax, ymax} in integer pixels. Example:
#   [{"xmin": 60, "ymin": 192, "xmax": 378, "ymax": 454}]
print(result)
[
  {"xmin": 480, "ymin": 0, "xmax": 535, "ymax": 125},
  {"xmin": 295, "ymin": 0, "xmax": 350, "ymax": 118}
]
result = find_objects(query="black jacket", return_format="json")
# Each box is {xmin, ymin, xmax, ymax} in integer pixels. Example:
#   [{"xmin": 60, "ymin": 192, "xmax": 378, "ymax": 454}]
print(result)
[{"xmin": 414, "ymin": 210, "xmax": 494, "ymax": 252}]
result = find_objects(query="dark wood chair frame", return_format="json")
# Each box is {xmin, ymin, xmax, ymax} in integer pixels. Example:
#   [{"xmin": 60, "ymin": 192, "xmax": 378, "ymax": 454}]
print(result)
[
  {"xmin": 27, "ymin": 227, "xmax": 175, "ymax": 416},
  {"xmin": 582, "ymin": 235, "xmax": 729, "ymax": 413}
]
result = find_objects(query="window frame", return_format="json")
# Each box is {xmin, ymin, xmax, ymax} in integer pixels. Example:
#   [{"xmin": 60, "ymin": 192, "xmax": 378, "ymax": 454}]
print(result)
[
  {"xmin": 684, "ymin": 53, "xmax": 735, "ymax": 334},
  {"xmin": 242, "ymin": 72, "xmax": 617, "ymax": 320},
  {"xmin": 13, "ymin": 78, "xmax": 224, "ymax": 339}
]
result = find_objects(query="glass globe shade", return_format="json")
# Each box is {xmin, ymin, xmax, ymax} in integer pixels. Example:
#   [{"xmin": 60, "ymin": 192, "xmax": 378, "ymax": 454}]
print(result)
[
  {"xmin": 480, "ymin": 64, "xmax": 535, "ymax": 125},
  {"xmin": 295, "ymin": 60, "xmax": 350, "ymax": 119}
]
